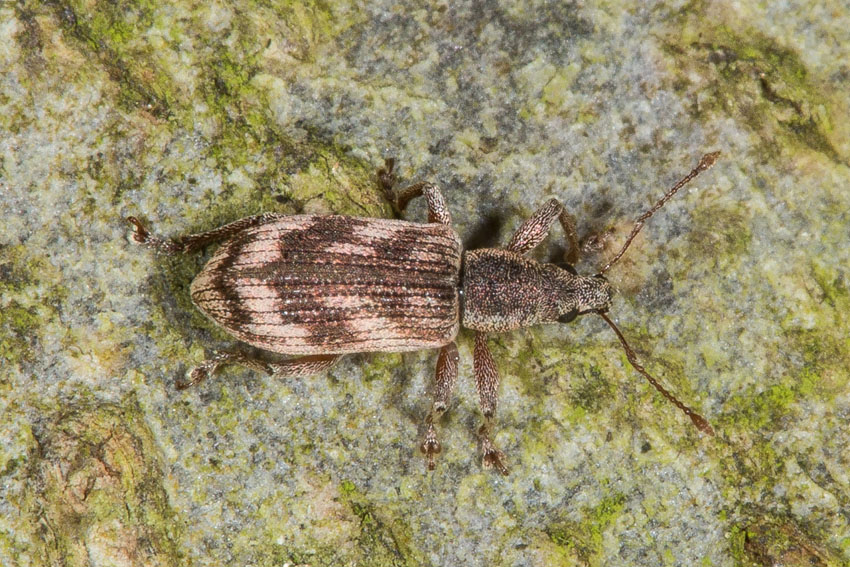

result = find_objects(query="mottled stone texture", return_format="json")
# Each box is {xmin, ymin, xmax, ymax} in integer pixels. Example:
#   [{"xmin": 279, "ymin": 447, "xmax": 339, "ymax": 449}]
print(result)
[{"xmin": 1, "ymin": 1, "xmax": 848, "ymax": 566}]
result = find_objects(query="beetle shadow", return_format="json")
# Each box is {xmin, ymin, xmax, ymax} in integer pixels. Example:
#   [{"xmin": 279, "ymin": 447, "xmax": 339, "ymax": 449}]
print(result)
[{"xmin": 463, "ymin": 212, "xmax": 505, "ymax": 250}]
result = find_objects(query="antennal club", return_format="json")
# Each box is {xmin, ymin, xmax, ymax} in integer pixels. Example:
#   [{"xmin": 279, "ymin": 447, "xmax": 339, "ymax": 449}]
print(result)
[
  {"xmin": 598, "ymin": 151, "xmax": 720, "ymax": 275},
  {"xmin": 598, "ymin": 311, "xmax": 715, "ymax": 436}
]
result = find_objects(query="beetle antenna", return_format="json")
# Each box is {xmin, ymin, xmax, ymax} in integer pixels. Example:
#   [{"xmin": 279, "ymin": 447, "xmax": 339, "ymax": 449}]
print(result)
[
  {"xmin": 597, "ymin": 311, "xmax": 715, "ymax": 435},
  {"xmin": 597, "ymin": 151, "xmax": 720, "ymax": 275}
]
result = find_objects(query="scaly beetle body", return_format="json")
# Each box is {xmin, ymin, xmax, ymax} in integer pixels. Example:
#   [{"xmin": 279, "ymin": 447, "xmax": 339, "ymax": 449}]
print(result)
[{"xmin": 128, "ymin": 153, "xmax": 718, "ymax": 474}]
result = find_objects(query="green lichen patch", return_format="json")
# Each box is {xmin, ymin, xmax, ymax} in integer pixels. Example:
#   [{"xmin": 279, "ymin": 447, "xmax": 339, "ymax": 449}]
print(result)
[
  {"xmin": 26, "ymin": 396, "xmax": 182, "ymax": 566},
  {"xmin": 524, "ymin": 528, "xmax": 586, "ymax": 566},
  {"xmin": 201, "ymin": 474, "xmax": 363, "ymax": 566},
  {"xmin": 49, "ymin": 0, "xmax": 386, "ymax": 218},
  {"xmin": 281, "ymin": 147, "xmax": 390, "ymax": 217},
  {"xmin": 0, "ymin": 245, "xmax": 68, "ymax": 368},
  {"xmin": 719, "ymin": 325, "xmax": 848, "ymax": 436},
  {"xmin": 566, "ymin": 362, "xmax": 617, "ymax": 417},
  {"xmin": 546, "ymin": 492, "xmax": 627, "ymax": 564},
  {"xmin": 49, "ymin": 0, "xmax": 178, "ymax": 119},
  {"xmin": 809, "ymin": 259, "xmax": 850, "ymax": 331},
  {"xmin": 730, "ymin": 514, "xmax": 843, "ymax": 567},
  {"xmin": 723, "ymin": 382, "xmax": 799, "ymax": 433},
  {"xmin": 716, "ymin": 260, "xmax": 850, "ymax": 430},
  {"xmin": 785, "ymin": 326, "xmax": 849, "ymax": 402},
  {"xmin": 347, "ymin": 500, "xmax": 419, "ymax": 567},
  {"xmin": 663, "ymin": 13, "xmax": 847, "ymax": 165},
  {"xmin": 294, "ymin": 480, "xmax": 423, "ymax": 567}
]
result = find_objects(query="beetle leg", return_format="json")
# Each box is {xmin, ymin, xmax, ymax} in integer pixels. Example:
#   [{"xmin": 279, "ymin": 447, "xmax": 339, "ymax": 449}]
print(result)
[
  {"xmin": 420, "ymin": 342, "xmax": 459, "ymax": 471},
  {"xmin": 180, "ymin": 351, "xmax": 341, "ymax": 389},
  {"xmin": 506, "ymin": 198, "xmax": 580, "ymax": 264},
  {"xmin": 473, "ymin": 333, "xmax": 509, "ymax": 475},
  {"xmin": 126, "ymin": 213, "xmax": 286, "ymax": 254},
  {"xmin": 377, "ymin": 159, "xmax": 452, "ymax": 226},
  {"xmin": 377, "ymin": 157, "xmax": 398, "ymax": 193}
]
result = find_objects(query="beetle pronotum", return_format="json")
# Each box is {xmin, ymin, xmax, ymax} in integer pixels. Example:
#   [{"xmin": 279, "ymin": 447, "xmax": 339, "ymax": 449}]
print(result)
[{"xmin": 128, "ymin": 151, "xmax": 719, "ymax": 474}]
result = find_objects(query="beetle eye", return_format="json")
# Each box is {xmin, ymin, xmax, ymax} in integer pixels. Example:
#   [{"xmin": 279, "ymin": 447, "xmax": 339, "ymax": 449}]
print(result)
[
  {"xmin": 554, "ymin": 262, "xmax": 578, "ymax": 275},
  {"xmin": 558, "ymin": 309, "xmax": 578, "ymax": 323}
]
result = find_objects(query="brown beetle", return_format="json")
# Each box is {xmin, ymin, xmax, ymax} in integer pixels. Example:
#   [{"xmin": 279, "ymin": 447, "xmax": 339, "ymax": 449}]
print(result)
[{"xmin": 128, "ymin": 152, "xmax": 719, "ymax": 474}]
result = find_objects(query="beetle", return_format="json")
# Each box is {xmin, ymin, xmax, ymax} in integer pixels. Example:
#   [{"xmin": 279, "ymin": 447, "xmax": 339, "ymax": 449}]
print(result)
[{"xmin": 128, "ymin": 151, "xmax": 719, "ymax": 475}]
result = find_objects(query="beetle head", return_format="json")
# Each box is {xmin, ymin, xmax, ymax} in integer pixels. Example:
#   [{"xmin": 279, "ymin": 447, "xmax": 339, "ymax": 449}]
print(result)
[
  {"xmin": 575, "ymin": 273, "xmax": 613, "ymax": 314},
  {"xmin": 555, "ymin": 269, "xmax": 613, "ymax": 324}
]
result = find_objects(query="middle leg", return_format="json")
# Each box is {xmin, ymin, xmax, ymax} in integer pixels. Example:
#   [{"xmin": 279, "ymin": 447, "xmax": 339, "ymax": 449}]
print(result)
[
  {"xmin": 420, "ymin": 342, "xmax": 460, "ymax": 471},
  {"xmin": 474, "ymin": 332, "xmax": 509, "ymax": 475}
]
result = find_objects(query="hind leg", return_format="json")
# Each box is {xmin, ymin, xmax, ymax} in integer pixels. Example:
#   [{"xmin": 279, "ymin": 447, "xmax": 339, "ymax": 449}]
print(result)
[
  {"xmin": 126, "ymin": 213, "xmax": 286, "ymax": 254},
  {"xmin": 378, "ymin": 158, "xmax": 452, "ymax": 226},
  {"xmin": 179, "ymin": 351, "xmax": 342, "ymax": 389}
]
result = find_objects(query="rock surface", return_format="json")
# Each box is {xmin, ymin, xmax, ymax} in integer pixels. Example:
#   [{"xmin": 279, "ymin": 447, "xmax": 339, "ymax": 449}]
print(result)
[{"xmin": 1, "ymin": 1, "xmax": 849, "ymax": 565}]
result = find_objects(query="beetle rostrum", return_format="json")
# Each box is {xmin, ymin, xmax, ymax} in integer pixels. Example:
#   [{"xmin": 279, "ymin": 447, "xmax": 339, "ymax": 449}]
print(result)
[{"xmin": 128, "ymin": 151, "xmax": 720, "ymax": 475}]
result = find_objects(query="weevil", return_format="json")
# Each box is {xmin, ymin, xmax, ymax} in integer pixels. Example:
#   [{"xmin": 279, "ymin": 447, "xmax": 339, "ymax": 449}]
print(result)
[{"xmin": 128, "ymin": 151, "xmax": 720, "ymax": 475}]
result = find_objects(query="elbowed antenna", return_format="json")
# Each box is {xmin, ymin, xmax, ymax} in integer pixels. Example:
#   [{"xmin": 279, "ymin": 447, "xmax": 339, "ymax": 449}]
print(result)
[
  {"xmin": 598, "ymin": 312, "xmax": 714, "ymax": 435},
  {"xmin": 591, "ymin": 152, "xmax": 720, "ymax": 435},
  {"xmin": 597, "ymin": 151, "xmax": 720, "ymax": 275}
]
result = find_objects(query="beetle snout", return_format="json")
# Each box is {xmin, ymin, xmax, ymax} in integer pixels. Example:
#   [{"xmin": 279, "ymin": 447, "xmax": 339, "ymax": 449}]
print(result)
[
  {"xmin": 598, "ymin": 275, "xmax": 614, "ymax": 309},
  {"xmin": 576, "ymin": 274, "xmax": 613, "ymax": 314}
]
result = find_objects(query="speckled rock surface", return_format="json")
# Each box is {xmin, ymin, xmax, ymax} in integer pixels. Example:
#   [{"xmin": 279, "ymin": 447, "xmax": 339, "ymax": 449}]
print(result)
[{"xmin": 2, "ymin": 1, "xmax": 849, "ymax": 566}]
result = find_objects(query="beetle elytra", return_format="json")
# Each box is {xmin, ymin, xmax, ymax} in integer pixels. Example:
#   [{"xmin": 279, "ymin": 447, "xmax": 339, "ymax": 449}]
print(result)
[{"xmin": 128, "ymin": 152, "xmax": 719, "ymax": 474}]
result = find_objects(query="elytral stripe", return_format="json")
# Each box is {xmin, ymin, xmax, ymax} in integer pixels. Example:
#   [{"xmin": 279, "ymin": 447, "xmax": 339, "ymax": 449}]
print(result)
[{"xmin": 229, "ymin": 318, "xmax": 460, "ymax": 355}]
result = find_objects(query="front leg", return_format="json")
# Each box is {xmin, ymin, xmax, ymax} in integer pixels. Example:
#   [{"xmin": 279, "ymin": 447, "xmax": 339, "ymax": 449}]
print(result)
[
  {"xmin": 474, "ymin": 332, "xmax": 509, "ymax": 475},
  {"xmin": 506, "ymin": 198, "xmax": 580, "ymax": 264},
  {"xmin": 378, "ymin": 159, "xmax": 452, "ymax": 226}
]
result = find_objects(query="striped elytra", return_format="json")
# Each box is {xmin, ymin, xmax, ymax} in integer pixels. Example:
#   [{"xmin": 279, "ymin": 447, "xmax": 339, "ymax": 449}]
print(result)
[{"xmin": 190, "ymin": 214, "xmax": 462, "ymax": 355}]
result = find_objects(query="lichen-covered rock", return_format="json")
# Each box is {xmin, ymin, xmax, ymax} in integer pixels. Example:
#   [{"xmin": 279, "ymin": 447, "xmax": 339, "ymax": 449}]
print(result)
[
  {"xmin": 1, "ymin": 1, "xmax": 849, "ymax": 566},
  {"xmin": 28, "ymin": 400, "xmax": 181, "ymax": 567}
]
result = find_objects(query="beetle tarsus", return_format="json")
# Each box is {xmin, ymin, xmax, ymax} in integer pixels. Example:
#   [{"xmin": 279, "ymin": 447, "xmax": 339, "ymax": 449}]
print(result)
[
  {"xmin": 377, "ymin": 157, "xmax": 397, "ymax": 192},
  {"xmin": 126, "ymin": 216, "xmax": 188, "ymax": 254},
  {"xmin": 419, "ymin": 342, "xmax": 459, "ymax": 471},
  {"xmin": 127, "ymin": 216, "xmax": 150, "ymax": 243},
  {"xmin": 479, "ymin": 424, "xmax": 509, "ymax": 476},
  {"xmin": 180, "ymin": 364, "xmax": 212, "ymax": 390},
  {"xmin": 420, "ymin": 423, "xmax": 442, "ymax": 471},
  {"xmin": 180, "ymin": 352, "xmax": 238, "ymax": 389}
]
